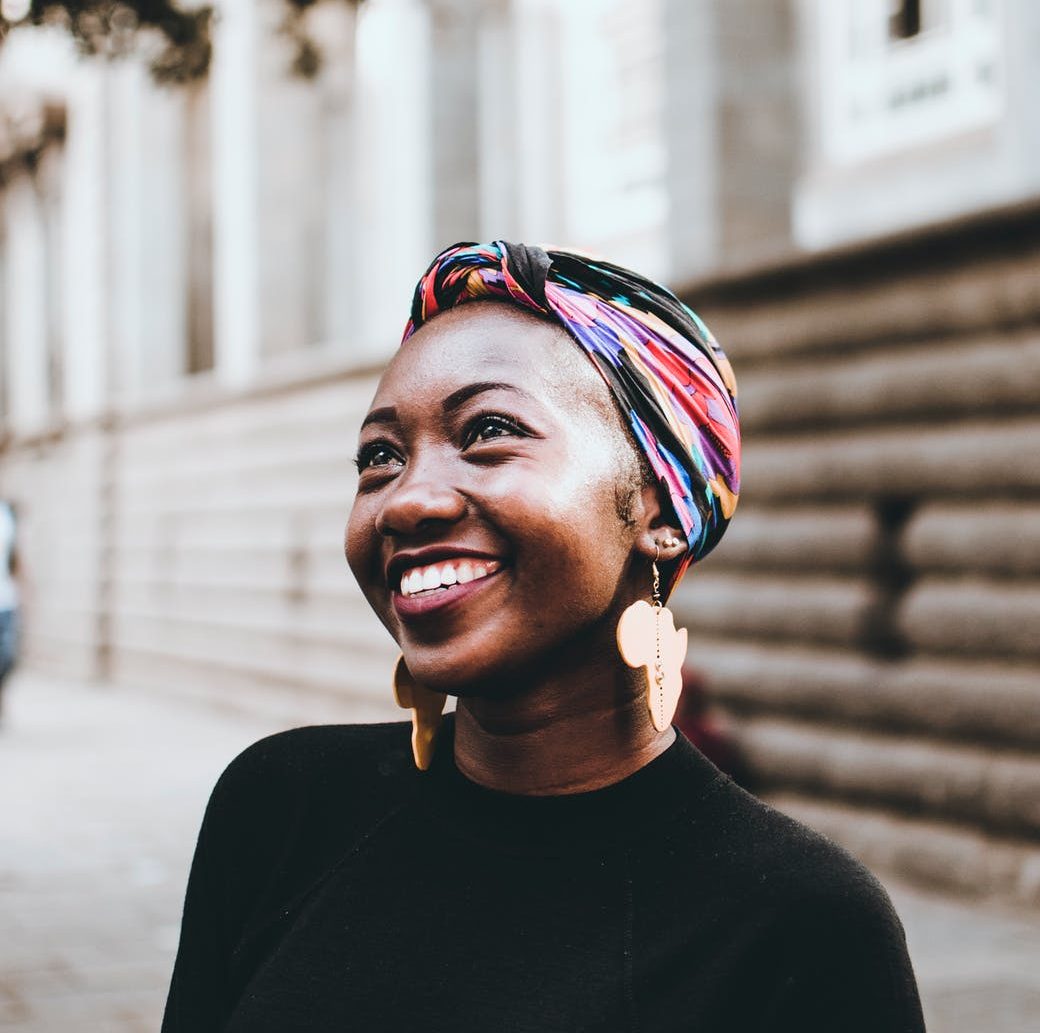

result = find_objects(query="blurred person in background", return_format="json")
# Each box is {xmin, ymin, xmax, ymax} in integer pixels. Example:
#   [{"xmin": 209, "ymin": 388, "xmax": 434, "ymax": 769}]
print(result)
[
  {"xmin": 0, "ymin": 500, "xmax": 21, "ymax": 725},
  {"xmin": 162, "ymin": 242, "xmax": 924, "ymax": 1033}
]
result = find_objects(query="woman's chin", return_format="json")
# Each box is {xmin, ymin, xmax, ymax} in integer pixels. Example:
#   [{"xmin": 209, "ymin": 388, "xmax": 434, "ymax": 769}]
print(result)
[{"xmin": 400, "ymin": 649, "xmax": 520, "ymax": 700}]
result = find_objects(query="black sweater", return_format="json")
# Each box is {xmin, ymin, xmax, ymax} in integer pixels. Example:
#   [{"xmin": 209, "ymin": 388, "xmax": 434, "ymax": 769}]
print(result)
[{"xmin": 162, "ymin": 716, "xmax": 925, "ymax": 1032}]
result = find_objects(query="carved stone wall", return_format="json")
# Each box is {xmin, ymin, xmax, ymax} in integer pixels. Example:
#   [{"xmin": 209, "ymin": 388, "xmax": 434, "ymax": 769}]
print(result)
[{"xmin": 673, "ymin": 200, "xmax": 1040, "ymax": 904}]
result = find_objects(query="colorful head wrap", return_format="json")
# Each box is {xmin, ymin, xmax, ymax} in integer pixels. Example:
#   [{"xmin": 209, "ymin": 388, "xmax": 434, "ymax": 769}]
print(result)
[{"xmin": 402, "ymin": 241, "xmax": 740, "ymax": 597}]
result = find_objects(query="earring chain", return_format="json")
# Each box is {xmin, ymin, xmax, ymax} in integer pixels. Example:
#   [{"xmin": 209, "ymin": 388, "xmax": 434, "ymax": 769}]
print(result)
[{"xmin": 651, "ymin": 550, "xmax": 665, "ymax": 725}]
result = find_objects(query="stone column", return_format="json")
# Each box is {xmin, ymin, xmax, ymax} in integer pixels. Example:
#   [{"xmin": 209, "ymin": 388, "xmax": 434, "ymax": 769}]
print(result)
[
  {"xmin": 426, "ymin": 0, "xmax": 484, "ymax": 248},
  {"xmin": 211, "ymin": 0, "xmax": 367, "ymax": 377},
  {"xmin": 105, "ymin": 58, "xmax": 188, "ymax": 403},
  {"xmin": 713, "ymin": 0, "xmax": 799, "ymax": 268},
  {"xmin": 663, "ymin": 0, "xmax": 800, "ymax": 282},
  {"xmin": 208, "ymin": 0, "xmax": 268, "ymax": 386},
  {"xmin": 475, "ymin": 0, "xmax": 518, "ymax": 240},
  {"xmin": 210, "ymin": 0, "xmax": 262, "ymax": 387},
  {"xmin": 662, "ymin": 0, "xmax": 720, "ymax": 282},
  {"xmin": 1, "ymin": 174, "xmax": 49, "ymax": 433},
  {"xmin": 510, "ymin": 0, "xmax": 566, "ymax": 243},
  {"xmin": 353, "ymin": 0, "xmax": 434, "ymax": 357},
  {"xmin": 60, "ymin": 62, "xmax": 110, "ymax": 421},
  {"xmin": 309, "ymin": 2, "xmax": 359, "ymax": 350}
]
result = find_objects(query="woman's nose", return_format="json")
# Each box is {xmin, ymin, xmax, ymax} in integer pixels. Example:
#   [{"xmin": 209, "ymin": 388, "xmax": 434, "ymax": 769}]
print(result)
[{"xmin": 374, "ymin": 459, "xmax": 466, "ymax": 537}]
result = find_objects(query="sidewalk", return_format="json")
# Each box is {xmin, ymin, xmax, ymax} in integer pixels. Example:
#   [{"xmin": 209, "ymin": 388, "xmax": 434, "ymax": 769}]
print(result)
[{"xmin": 1, "ymin": 670, "xmax": 1038, "ymax": 1032}]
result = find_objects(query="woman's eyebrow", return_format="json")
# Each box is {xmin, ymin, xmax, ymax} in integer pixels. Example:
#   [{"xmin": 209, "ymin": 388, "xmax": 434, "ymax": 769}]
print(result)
[
  {"xmin": 360, "ymin": 382, "xmax": 529, "ymax": 432},
  {"xmin": 441, "ymin": 381, "xmax": 526, "ymax": 413},
  {"xmin": 360, "ymin": 406, "xmax": 397, "ymax": 431}
]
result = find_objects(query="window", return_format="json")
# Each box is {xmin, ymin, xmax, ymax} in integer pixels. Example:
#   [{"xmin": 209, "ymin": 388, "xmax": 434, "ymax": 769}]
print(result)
[
  {"xmin": 814, "ymin": 0, "xmax": 1004, "ymax": 167},
  {"xmin": 889, "ymin": 0, "xmax": 922, "ymax": 40}
]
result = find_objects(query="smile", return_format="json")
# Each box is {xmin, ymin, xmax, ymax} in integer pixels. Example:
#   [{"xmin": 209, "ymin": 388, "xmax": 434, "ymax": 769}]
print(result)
[
  {"xmin": 391, "ymin": 558, "xmax": 506, "ymax": 619},
  {"xmin": 398, "ymin": 558, "xmax": 503, "ymax": 597}
]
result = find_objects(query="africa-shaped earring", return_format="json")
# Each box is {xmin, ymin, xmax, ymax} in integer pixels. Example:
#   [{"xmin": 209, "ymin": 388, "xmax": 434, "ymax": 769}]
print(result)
[
  {"xmin": 616, "ymin": 546, "xmax": 689, "ymax": 731},
  {"xmin": 392, "ymin": 655, "xmax": 447, "ymax": 770}
]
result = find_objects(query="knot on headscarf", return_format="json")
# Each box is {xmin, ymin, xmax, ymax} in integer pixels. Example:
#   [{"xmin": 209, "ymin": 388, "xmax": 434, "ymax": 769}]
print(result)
[{"xmin": 403, "ymin": 240, "xmax": 740, "ymax": 597}]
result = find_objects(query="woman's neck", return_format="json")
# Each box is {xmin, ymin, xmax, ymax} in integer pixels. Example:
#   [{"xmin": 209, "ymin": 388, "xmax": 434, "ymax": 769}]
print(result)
[{"xmin": 452, "ymin": 663, "xmax": 675, "ymax": 796}]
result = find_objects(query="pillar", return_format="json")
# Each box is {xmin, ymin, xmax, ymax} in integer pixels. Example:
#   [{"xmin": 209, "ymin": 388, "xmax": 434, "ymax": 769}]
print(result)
[{"xmin": 2, "ymin": 174, "xmax": 50, "ymax": 433}]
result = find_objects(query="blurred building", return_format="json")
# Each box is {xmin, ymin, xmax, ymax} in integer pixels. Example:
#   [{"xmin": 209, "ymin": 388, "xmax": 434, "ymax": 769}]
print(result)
[{"xmin": 1, "ymin": 0, "xmax": 1038, "ymax": 902}]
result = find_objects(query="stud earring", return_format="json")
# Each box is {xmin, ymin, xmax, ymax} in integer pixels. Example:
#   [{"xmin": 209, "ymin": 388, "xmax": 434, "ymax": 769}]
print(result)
[
  {"xmin": 392, "ymin": 655, "xmax": 447, "ymax": 770},
  {"xmin": 616, "ymin": 547, "xmax": 688, "ymax": 731}
]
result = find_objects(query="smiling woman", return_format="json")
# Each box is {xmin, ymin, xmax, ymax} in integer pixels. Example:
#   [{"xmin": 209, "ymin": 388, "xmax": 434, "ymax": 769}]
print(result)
[{"xmin": 161, "ymin": 242, "xmax": 925, "ymax": 1033}]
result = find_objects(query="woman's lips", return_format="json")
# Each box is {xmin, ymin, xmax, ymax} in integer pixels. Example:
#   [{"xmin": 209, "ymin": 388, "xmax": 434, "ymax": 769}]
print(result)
[{"xmin": 391, "ymin": 562, "xmax": 506, "ymax": 619}]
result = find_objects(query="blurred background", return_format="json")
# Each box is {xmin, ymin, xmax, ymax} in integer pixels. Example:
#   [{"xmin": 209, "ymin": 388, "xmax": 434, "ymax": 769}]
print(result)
[{"xmin": 1, "ymin": 0, "xmax": 1039, "ymax": 1030}]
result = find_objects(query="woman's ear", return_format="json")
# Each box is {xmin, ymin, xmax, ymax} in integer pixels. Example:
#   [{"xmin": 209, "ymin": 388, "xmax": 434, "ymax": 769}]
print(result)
[{"xmin": 632, "ymin": 481, "xmax": 686, "ymax": 564}]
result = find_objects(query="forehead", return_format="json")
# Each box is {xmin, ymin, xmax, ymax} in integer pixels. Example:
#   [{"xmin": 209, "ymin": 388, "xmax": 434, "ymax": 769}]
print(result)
[{"xmin": 372, "ymin": 301, "xmax": 605, "ymax": 409}]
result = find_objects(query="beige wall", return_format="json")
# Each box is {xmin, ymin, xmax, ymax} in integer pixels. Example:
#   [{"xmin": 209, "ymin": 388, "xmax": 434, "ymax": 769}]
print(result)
[{"xmin": 3, "ymin": 366, "xmax": 400, "ymax": 726}]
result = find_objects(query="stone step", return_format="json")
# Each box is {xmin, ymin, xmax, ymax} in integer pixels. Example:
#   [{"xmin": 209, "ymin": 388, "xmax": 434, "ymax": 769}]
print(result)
[
  {"xmin": 899, "ymin": 577, "xmax": 1040, "ymax": 660},
  {"xmin": 116, "ymin": 502, "xmax": 351, "ymax": 550},
  {"xmin": 903, "ymin": 501, "xmax": 1040, "ymax": 577},
  {"xmin": 22, "ymin": 634, "xmax": 97, "ymax": 679},
  {"xmin": 694, "ymin": 239, "xmax": 1040, "ymax": 361},
  {"xmin": 697, "ymin": 503, "xmax": 876, "ymax": 574},
  {"xmin": 691, "ymin": 636, "xmax": 1040, "ymax": 748},
  {"xmin": 730, "ymin": 716, "xmax": 1040, "ymax": 839},
  {"xmin": 111, "ymin": 595, "xmax": 388, "ymax": 654},
  {"xmin": 737, "ymin": 331, "xmax": 1040, "ymax": 432},
  {"xmin": 117, "ymin": 479, "xmax": 354, "ymax": 518},
  {"xmin": 119, "ymin": 433, "xmax": 355, "ymax": 489},
  {"xmin": 741, "ymin": 416, "xmax": 1040, "ymax": 502},
  {"xmin": 111, "ymin": 643, "xmax": 400, "ymax": 727},
  {"xmin": 118, "ymin": 455, "xmax": 355, "ymax": 514},
  {"xmin": 120, "ymin": 373, "xmax": 376, "ymax": 459},
  {"xmin": 111, "ymin": 541, "xmax": 352, "ymax": 583},
  {"xmin": 673, "ymin": 572, "xmax": 875, "ymax": 646},
  {"xmin": 112, "ymin": 570, "xmax": 364, "ymax": 618},
  {"xmin": 111, "ymin": 619, "xmax": 397, "ymax": 707}
]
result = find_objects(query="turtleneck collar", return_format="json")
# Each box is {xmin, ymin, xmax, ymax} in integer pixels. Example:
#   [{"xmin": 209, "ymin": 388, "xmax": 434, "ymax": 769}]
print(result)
[{"xmin": 413, "ymin": 714, "xmax": 728, "ymax": 854}]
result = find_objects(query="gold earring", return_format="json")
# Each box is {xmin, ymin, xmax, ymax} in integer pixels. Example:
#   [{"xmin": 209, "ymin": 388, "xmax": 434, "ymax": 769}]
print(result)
[
  {"xmin": 392, "ymin": 655, "xmax": 447, "ymax": 770},
  {"xmin": 616, "ymin": 548, "xmax": 688, "ymax": 731}
]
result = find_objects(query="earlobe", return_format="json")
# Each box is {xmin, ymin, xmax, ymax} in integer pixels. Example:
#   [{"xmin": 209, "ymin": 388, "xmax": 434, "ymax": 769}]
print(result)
[{"xmin": 634, "ymin": 483, "xmax": 686, "ymax": 563}]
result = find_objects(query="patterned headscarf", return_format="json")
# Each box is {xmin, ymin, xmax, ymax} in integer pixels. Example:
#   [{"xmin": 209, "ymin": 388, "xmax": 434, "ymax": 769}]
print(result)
[{"xmin": 403, "ymin": 241, "xmax": 740, "ymax": 597}]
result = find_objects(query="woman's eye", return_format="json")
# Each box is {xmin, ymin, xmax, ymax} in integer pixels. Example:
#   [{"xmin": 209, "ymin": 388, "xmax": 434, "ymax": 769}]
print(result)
[
  {"xmin": 355, "ymin": 444, "xmax": 403, "ymax": 471},
  {"xmin": 464, "ymin": 414, "xmax": 525, "ymax": 447}
]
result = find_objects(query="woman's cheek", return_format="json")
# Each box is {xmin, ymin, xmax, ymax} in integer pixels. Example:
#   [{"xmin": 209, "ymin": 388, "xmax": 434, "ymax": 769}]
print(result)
[{"xmin": 344, "ymin": 502, "xmax": 381, "ymax": 593}]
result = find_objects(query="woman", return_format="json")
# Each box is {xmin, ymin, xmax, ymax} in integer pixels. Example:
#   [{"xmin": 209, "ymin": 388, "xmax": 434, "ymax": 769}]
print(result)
[{"xmin": 162, "ymin": 242, "xmax": 925, "ymax": 1032}]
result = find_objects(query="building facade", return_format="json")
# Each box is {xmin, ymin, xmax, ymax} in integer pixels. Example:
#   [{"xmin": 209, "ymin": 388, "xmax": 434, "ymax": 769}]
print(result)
[{"xmin": 1, "ymin": 0, "xmax": 1039, "ymax": 900}]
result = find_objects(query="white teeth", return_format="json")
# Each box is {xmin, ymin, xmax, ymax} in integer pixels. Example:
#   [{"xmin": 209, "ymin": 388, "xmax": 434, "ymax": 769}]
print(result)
[{"xmin": 398, "ymin": 558, "xmax": 499, "ymax": 596}]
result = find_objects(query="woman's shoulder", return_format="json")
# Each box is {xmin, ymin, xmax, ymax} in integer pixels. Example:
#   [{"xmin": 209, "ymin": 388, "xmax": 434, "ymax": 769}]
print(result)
[
  {"xmin": 204, "ymin": 720, "xmax": 416, "ymax": 830},
  {"xmin": 680, "ymin": 773, "xmax": 902, "ymax": 923},
  {"xmin": 219, "ymin": 720, "xmax": 413, "ymax": 780},
  {"xmin": 665, "ymin": 778, "xmax": 924, "ymax": 1028}
]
